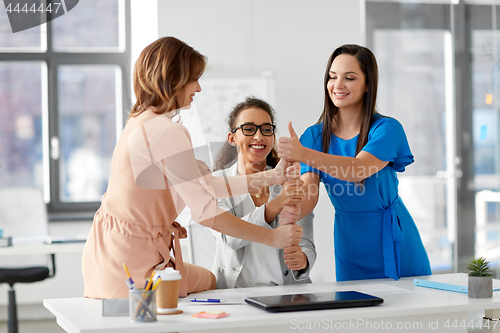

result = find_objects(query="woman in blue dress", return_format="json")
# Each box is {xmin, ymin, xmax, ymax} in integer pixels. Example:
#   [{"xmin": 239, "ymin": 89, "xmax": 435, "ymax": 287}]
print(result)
[{"xmin": 278, "ymin": 44, "xmax": 431, "ymax": 281}]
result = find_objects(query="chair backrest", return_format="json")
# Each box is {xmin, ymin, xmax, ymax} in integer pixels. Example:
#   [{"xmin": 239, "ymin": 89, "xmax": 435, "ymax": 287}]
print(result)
[
  {"xmin": 187, "ymin": 223, "xmax": 216, "ymax": 272},
  {"xmin": 0, "ymin": 187, "xmax": 49, "ymax": 268},
  {"xmin": 177, "ymin": 207, "xmax": 216, "ymax": 272}
]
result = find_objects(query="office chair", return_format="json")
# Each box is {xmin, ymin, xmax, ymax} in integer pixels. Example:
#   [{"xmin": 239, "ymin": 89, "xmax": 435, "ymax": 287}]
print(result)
[
  {"xmin": 0, "ymin": 187, "xmax": 56, "ymax": 333},
  {"xmin": 179, "ymin": 208, "xmax": 216, "ymax": 272}
]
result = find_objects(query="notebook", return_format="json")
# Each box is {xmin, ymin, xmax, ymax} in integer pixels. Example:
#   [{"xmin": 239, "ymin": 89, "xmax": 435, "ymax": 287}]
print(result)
[
  {"xmin": 414, "ymin": 273, "xmax": 500, "ymax": 294},
  {"xmin": 245, "ymin": 291, "xmax": 383, "ymax": 313}
]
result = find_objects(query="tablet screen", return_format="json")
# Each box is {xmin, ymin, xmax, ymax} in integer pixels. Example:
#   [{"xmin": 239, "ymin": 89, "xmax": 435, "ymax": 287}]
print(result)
[{"xmin": 245, "ymin": 291, "xmax": 383, "ymax": 312}]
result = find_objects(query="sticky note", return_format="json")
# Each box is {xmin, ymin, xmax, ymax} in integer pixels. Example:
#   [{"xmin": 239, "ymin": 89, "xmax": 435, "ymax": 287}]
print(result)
[
  {"xmin": 206, "ymin": 310, "xmax": 225, "ymax": 316},
  {"xmin": 192, "ymin": 311, "xmax": 230, "ymax": 319}
]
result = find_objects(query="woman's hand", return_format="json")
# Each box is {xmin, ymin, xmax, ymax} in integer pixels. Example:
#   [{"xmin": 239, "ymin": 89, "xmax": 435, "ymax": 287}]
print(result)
[
  {"xmin": 276, "ymin": 179, "xmax": 304, "ymax": 209},
  {"xmin": 273, "ymin": 159, "xmax": 301, "ymax": 184},
  {"xmin": 284, "ymin": 245, "xmax": 308, "ymax": 271},
  {"xmin": 273, "ymin": 158, "xmax": 289, "ymax": 185},
  {"xmin": 279, "ymin": 204, "xmax": 300, "ymax": 226},
  {"xmin": 270, "ymin": 224, "xmax": 303, "ymax": 249},
  {"xmin": 278, "ymin": 122, "xmax": 305, "ymax": 162},
  {"xmin": 286, "ymin": 161, "xmax": 301, "ymax": 180}
]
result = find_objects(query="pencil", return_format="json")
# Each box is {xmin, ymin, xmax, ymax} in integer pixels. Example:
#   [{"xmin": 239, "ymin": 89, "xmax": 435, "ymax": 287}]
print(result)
[{"xmin": 123, "ymin": 263, "xmax": 132, "ymax": 279}]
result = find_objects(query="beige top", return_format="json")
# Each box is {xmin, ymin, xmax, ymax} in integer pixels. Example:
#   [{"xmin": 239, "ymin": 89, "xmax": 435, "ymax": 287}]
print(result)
[{"xmin": 82, "ymin": 109, "xmax": 220, "ymax": 299}]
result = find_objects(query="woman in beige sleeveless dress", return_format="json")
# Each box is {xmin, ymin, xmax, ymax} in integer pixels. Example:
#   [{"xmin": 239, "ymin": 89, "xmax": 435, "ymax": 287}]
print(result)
[{"xmin": 82, "ymin": 37, "xmax": 303, "ymax": 299}]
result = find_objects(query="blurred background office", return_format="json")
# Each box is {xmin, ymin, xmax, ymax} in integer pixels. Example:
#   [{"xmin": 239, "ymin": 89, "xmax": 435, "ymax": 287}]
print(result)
[{"xmin": 0, "ymin": 0, "xmax": 499, "ymax": 329}]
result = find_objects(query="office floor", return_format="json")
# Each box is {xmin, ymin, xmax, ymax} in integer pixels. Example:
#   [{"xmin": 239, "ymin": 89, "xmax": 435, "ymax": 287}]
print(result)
[{"xmin": 0, "ymin": 319, "xmax": 65, "ymax": 333}]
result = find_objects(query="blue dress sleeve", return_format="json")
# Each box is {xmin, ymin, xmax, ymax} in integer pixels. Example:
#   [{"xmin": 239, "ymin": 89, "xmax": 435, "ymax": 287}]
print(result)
[
  {"xmin": 361, "ymin": 117, "xmax": 414, "ymax": 172},
  {"xmin": 299, "ymin": 124, "xmax": 323, "ymax": 176}
]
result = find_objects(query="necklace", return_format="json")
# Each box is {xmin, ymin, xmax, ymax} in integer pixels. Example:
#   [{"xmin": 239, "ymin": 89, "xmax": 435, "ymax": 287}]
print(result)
[{"xmin": 251, "ymin": 188, "xmax": 267, "ymax": 206}]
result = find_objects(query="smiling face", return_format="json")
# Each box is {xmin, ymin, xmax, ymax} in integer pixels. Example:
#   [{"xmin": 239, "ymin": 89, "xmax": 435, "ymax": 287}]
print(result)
[
  {"xmin": 228, "ymin": 107, "xmax": 275, "ymax": 170},
  {"xmin": 177, "ymin": 79, "xmax": 201, "ymax": 108},
  {"xmin": 326, "ymin": 54, "xmax": 367, "ymax": 112}
]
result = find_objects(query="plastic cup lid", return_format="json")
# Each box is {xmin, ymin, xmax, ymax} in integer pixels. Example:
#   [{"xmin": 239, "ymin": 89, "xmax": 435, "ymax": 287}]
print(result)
[{"xmin": 154, "ymin": 267, "xmax": 181, "ymax": 281}]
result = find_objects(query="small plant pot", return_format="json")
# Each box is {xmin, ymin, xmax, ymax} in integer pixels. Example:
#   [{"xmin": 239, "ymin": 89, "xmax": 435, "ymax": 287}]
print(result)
[{"xmin": 468, "ymin": 276, "xmax": 493, "ymax": 298}]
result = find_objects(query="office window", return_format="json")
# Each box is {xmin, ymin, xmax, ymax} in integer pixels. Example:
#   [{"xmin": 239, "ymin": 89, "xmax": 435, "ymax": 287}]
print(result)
[
  {"xmin": 367, "ymin": 1, "xmax": 500, "ymax": 274},
  {"xmin": 58, "ymin": 65, "xmax": 120, "ymax": 203},
  {"xmin": 373, "ymin": 28, "xmax": 453, "ymax": 272},
  {"xmin": 53, "ymin": 0, "xmax": 124, "ymax": 52},
  {"xmin": 471, "ymin": 8, "xmax": 500, "ymax": 268},
  {"xmin": 0, "ymin": 0, "xmax": 131, "ymax": 218},
  {"xmin": 367, "ymin": 2, "xmax": 454, "ymax": 272},
  {"xmin": 0, "ymin": 8, "xmax": 44, "ymax": 51},
  {"xmin": 0, "ymin": 62, "xmax": 44, "ymax": 187}
]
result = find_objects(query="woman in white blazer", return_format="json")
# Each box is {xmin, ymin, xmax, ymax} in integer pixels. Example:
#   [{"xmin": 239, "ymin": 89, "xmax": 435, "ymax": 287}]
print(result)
[{"xmin": 211, "ymin": 97, "xmax": 316, "ymax": 288}]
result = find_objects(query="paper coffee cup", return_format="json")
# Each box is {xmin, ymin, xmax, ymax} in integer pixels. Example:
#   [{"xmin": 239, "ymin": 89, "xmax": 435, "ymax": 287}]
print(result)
[{"xmin": 154, "ymin": 267, "xmax": 181, "ymax": 314}]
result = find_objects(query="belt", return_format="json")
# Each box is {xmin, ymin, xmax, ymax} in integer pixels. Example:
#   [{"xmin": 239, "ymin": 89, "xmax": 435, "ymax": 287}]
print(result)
[{"xmin": 334, "ymin": 197, "xmax": 404, "ymax": 280}]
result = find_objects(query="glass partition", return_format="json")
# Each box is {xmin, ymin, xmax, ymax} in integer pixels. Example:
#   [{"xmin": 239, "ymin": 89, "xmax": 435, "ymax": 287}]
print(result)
[
  {"xmin": 367, "ymin": 2, "xmax": 455, "ymax": 272},
  {"xmin": 368, "ymin": 0, "xmax": 500, "ymax": 275}
]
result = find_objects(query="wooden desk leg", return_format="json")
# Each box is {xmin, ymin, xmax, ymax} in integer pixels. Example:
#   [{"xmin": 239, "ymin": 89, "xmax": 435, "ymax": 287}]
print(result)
[{"xmin": 483, "ymin": 309, "xmax": 500, "ymax": 331}]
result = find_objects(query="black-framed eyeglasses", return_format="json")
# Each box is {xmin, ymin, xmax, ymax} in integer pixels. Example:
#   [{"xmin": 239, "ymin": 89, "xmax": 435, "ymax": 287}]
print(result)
[{"xmin": 231, "ymin": 123, "xmax": 276, "ymax": 136}]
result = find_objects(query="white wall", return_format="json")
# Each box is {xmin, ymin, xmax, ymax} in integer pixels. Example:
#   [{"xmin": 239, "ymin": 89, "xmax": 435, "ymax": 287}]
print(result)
[{"xmin": 158, "ymin": 0, "xmax": 364, "ymax": 283}]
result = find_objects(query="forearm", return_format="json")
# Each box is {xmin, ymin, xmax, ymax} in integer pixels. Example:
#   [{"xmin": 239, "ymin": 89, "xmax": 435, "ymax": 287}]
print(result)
[
  {"xmin": 264, "ymin": 197, "xmax": 283, "ymax": 223},
  {"xmin": 246, "ymin": 169, "xmax": 282, "ymax": 192},
  {"xmin": 300, "ymin": 148, "xmax": 379, "ymax": 182},
  {"xmin": 213, "ymin": 202, "xmax": 271, "ymax": 249},
  {"xmin": 205, "ymin": 210, "xmax": 275, "ymax": 247},
  {"xmin": 208, "ymin": 169, "xmax": 280, "ymax": 198},
  {"xmin": 297, "ymin": 191, "xmax": 318, "ymax": 221}
]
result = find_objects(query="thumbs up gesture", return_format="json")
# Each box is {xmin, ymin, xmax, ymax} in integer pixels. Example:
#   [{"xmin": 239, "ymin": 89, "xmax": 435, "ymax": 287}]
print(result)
[{"xmin": 278, "ymin": 122, "xmax": 304, "ymax": 162}]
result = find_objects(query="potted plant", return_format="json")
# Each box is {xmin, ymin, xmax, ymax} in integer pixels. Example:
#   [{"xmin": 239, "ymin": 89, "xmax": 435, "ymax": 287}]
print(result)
[{"xmin": 468, "ymin": 257, "xmax": 493, "ymax": 298}]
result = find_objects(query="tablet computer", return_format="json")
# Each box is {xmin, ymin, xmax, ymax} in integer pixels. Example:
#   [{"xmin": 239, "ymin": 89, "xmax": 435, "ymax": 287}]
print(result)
[{"xmin": 245, "ymin": 291, "xmax": 383, "ymax": 313}]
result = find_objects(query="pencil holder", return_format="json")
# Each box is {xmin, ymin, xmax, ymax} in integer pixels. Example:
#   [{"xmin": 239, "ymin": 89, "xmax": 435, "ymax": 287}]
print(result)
[{"xmin": 129, "ymin": 289, "xmax": 157, "ymax": 322}]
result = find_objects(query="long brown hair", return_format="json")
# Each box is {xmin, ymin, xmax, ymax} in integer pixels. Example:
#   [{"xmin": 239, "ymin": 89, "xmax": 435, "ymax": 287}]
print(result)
[
  {"xmin": 317, "ymin": 44, "xmax": 380, "ymax": 156},
  {"xmin": 213, "ymin": 97, "xmax": 280, "ymax": 171},
  {"xmin": 129, "ymin": 36, "xmax": 206, "ymax": 118}
]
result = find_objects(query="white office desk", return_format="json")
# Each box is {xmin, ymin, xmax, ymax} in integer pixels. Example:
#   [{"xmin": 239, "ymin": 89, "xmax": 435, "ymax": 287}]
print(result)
[
  {"xmin": 0, "ymin": 242, "xmax": 85, "ymax": 256},
  {"xmin": 43, "ymin": 273, "xmax": 500, "ymax": 333}
]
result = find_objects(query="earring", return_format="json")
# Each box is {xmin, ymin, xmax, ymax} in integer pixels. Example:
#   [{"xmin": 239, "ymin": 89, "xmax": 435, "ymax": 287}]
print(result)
[{"xmin": 229, "ymin": 142, "xmax": 236, "ymax": 146}]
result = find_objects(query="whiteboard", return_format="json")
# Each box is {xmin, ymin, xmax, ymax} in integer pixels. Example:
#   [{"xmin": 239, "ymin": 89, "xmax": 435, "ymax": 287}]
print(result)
[{"xmin": 179, "ymin": 74, "xmax": 274, "ymax": 168}]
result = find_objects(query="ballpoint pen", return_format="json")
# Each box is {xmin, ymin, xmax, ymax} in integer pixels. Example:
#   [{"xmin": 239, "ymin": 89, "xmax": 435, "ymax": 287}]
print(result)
[
  {"xmin": 190, "ymin": 298, "xmax": 225, "ymax": 303},
  {"xmin": 152, "ymin": 277, "xmax": 161, "ymax": 291},
  {"xmin": 122, "ymin": 263, "xmax": 136, "ymax": 287},
  {"xmin": 144, "ymin": 270, "xmax": 156, "ymax": 291}
]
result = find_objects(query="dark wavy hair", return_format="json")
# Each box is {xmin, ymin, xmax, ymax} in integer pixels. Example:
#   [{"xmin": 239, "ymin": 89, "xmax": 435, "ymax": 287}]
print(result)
[
  {"xmin": 129, "ymin": 36, "xmax": 206, "ymax": 119},
  {"xmin": 317, "ymin": 44, "xmax": 381, "ymax": 156},
  {"xmin": 213, "ymin": 97, "xmax": 280, "ymax": 171}
]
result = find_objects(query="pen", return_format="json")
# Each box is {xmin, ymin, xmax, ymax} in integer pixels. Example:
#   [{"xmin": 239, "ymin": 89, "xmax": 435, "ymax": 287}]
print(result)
[
  {"xmin": 190, "ymin": 298, "xmax": 225, "ymax": 303},
  {"xmin": 152, "ymin": 277, "xmax": 161, "ymax": 291},
  {"xmin": 145, "ymin": 270, "xmax": 156, "ymax": 291}
]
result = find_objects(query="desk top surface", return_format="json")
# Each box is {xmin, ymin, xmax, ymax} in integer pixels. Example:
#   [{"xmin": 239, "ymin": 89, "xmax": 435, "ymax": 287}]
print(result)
[
  {"xmin": 0, "ymin": 242, "xmax": 85, "ymax": 256},
  {"xmin": 44, "ymin": 273, "xmax": 500, "ymax": 333}
]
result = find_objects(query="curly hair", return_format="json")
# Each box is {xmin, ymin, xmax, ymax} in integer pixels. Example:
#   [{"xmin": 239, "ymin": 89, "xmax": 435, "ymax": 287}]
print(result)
[{"xmin": 213, "ymin": 97, "xmax": 280, "ymax": 171}]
